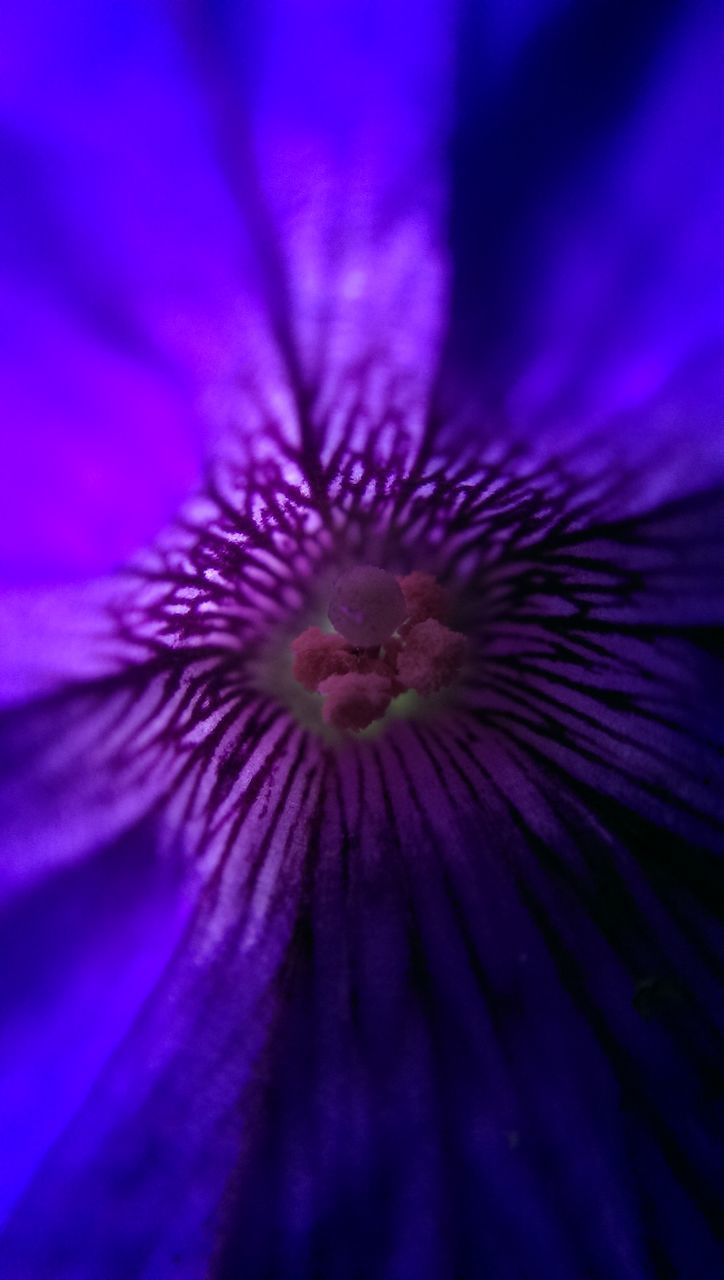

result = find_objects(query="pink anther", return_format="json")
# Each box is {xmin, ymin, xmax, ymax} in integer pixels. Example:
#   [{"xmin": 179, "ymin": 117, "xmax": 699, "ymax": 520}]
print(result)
[
  {"xmin": 290, "ymin": 626, "xmax": 356, "ymax": 691},
  {"xmin": 318, "ymin": 672, "xmax": 393, "ymax": 732},
  {"xmin": 396, "ymin": 619, "xmax": 467, "ymax": 696},
  {"xmin": 397, "ymin": 571, "xmax": 450, "ymax": 626}
]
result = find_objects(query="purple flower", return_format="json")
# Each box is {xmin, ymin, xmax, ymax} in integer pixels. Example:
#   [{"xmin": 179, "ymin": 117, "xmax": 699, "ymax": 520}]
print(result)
[{"xmin": 1, "ymin": 2, "xmax": 723, "ymax": 1277}]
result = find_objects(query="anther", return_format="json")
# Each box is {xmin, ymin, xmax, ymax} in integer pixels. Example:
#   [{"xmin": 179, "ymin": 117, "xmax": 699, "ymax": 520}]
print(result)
[
  {"xmin": 290, "ymin": 567, "xmax": 467, "ymax": 733},
  {"xmin": 319, "ymin": 672, "xmax": 393, "ymax": 732},
  {"xmin": 396, "ymin": 619, "xmax": 468, "ymax": 696}
]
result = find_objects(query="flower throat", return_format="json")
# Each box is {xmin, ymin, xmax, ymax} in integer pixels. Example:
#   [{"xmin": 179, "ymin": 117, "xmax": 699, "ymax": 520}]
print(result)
[{"xmin": 290, "ymin": 566, "xmax": 467, "ymax": 732}]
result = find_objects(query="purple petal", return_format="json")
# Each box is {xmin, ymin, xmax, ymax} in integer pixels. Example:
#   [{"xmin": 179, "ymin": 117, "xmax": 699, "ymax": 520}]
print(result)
[
  {"xmin": 0, "ymin": 2, "xmax": 244, "ymax": 582},
  {"xmin": 210, "ymin": 734, "xmax": 721, "ymax": 1278},
  {"xmin": 3, "ymin": 415, "xmax": 721, "ymax": 1274},
  {"xmin": 0, "ymin": 725, "xmax": 317, "ymax": 1278},
  {"xmin": 443, "ymin": 0, "xmax": 724, "ymax": 436},
  {"xmin": 0, "ymin": 313, "xmax": 202, "ymax": 583},
  {"xmin": 0, "ymin": 820, "xmax": 188, "ymax": 1228},
  {"xmin": 0, "ymin": 581, "xmax": 123, "ymax": 707},
  {"xmin": 0, "ymin": 656, "xmax": 193, "ymax": 901},
  {"xmin": 177, "ymin": 0, "xmax": 451, "ymax": 465},
  {"xmin": 1, "ymin": 3, "xmax": 723, "ymax": 1275},
  {"xmin": 3, "ymin": 712, "xmax": 720, "ymax": 1275}
]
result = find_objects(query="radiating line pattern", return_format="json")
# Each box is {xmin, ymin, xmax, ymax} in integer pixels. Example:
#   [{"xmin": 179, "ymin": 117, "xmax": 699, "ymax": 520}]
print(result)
[{"xmin": 1, "ymin": 384, "xmax": 723, "ymax": 1278}]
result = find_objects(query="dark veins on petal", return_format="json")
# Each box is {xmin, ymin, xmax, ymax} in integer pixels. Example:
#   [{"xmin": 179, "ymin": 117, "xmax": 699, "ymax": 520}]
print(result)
[
  {"xmin": 3, "ymin": 381, "xmax": 724, "ymax": 1278},
  {"xmin": 111, "ymin": 382, "xmax": 724, "ymax": 1258}
]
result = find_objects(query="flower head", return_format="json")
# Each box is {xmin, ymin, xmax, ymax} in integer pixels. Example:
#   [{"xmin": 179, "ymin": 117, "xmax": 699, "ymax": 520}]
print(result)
[{"xmin": 1, "ymin": 2, "xmax": 724, "ymax": 1278}]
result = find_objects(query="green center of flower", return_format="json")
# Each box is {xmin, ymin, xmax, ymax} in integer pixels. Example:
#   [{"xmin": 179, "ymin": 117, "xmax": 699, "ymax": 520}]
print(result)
[{"xmin": 290, "ymin": 567, "xmax": 467, "ymax": 732}]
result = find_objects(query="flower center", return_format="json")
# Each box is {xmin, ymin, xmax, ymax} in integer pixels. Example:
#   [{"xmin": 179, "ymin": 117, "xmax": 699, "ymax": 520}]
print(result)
[{"xmin": 290, "ymin": 567, "xmax": 468, "ymax": 733}]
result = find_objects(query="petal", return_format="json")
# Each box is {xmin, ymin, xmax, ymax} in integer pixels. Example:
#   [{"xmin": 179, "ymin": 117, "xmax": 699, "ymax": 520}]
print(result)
[
  {"xmin": 0, "ymin": 723, "xmax": 319, "ymax": 1278},
  {"xmin": 0, "ymin": 580, "xmax": 121, "ymax": 708},
  {"xmin": 3, "ymin": 424, "xmax": 722, "ymax": 1275},
  {"xmin": 0, "ymin": 819, "xmax": 188, "ymax": 1226},
  {"xmin": 195, "ymin": 452, "xmax": 723, "ymax": 1274},
  {"xmin": 0, "ymin": 652, "xmax": 197, "ymax": 902},
  {"xmin": 211, "ymin": 735, "xmax": 722, "ymax": 1278},
  {"xmin": 11, "ymin": 698, "xmax": 718, "ymax": 1277},
  {"xmin": 0, "ymin": 2, "xmax": 242, "ymax": 378},
  {"xmin": 0, "ymin": 304, "xmax": 202, "ymax": 583},
  {"xmin": 0, "ymin": 2, "xmax": 243, "ymax": 582},
  {"xmin": 178, "ymin": 0, "xmax": 452, "ymax": 466},
  {"xmin": 443, "ymin": 0, "xmax": 724, "ymax": 438},
  {"xmin": 2, "ymin": 6, "xmax": 722, "ymax": 1272}
]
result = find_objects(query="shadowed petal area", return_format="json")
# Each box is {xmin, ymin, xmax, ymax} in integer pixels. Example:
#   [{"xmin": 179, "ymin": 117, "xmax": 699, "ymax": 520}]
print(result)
[
  {"xmin": 210, "ymin": 732, "xmax": 723, "ymax": 1279},
  {"xmin": 442, "ymin": 0, "xmax": 724, "ymax": 437},
  {"xmin": 0, "ymin": 3, "xmax": 241, "ymax": 361},
  {"xmin": 1, "ymin": 400, "xmax": 722, "ymax": 1275},
  {"xmin": 443, "ymin": 340, "xmax": 724, "ymax": 523}
]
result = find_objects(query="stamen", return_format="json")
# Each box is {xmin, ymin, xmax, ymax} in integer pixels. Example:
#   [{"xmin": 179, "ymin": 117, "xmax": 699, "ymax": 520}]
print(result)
[
  {"xmin": 289, "ymin": 568, "xmax": 468, "ymax": 733},
  {"xmin": 397, "ymin": 571, "xmax": 450, "ymax": 627},
  {"xmin": 291, "ymin": 626, "xmax": 357, "ymax": 690},
  {"xmin": 396, "ymin": 619, "xmax": 468, "ymax": 695},
  {"xmin": 319, "ymin": 672, "xmax": 394, "ymax": 732}
]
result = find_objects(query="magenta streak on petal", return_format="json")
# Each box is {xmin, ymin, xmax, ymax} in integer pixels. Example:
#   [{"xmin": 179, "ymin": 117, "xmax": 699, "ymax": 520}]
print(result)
[
  {"xmin": 0, "ymin": 2, "xmax": 246, "ymax": 584},
  {"xmin": 0, "ymin": 296, "xmax": 202, "ymax": 584}
]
